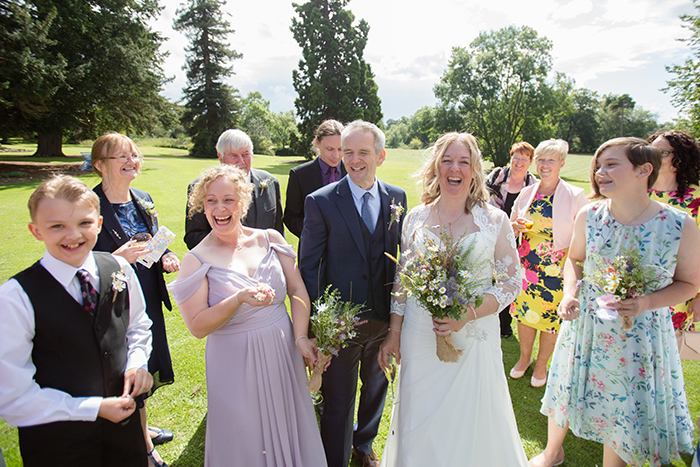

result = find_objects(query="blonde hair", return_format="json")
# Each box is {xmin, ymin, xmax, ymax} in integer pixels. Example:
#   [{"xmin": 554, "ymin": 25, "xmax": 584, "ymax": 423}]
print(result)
[
  {"xmin": 91, "ymin": 132, "xmax": 141, "ymax": 177},
  {"xmin": 28, "ymin": 175, "xmax": 100, "ymax": 221},
  {"xmin": 534, "ymin": 139, "xmax": 569, "ymax": 163},
  {"xmin": 418, "ymin": 132, "xmax": 489, "ymax": 213},
  {"xmin": 188, "ymin": 165, "xmax": 253, "ymax": 219}
]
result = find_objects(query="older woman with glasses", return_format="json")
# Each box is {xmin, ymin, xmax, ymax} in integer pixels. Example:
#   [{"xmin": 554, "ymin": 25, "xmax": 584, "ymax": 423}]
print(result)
[
  {"xmin": 91, "ymin": 133, "xmax": 179, "ymax": 467},
  {"xmin": 508, "ymin": 139, "xmax": 587, "ymax": 388},
  {"xmin": 486, "ymin": 141, "xmax": 537, "ymax": 337},
  {"xmin": 648, "ymin": 130, "xmax": 700, "ymax": 331}
]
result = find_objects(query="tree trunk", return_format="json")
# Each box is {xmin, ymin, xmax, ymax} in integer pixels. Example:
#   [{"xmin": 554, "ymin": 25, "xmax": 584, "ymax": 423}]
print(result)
[{"xmin": 34, "ymin": 133, "xmax": 65, "ymax": 157}]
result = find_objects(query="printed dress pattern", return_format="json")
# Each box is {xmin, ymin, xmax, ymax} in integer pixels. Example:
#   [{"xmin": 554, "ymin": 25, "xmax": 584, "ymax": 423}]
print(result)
[{"xmin": 541, "ymin": 201, "xmax": 694, "ymax": 467}]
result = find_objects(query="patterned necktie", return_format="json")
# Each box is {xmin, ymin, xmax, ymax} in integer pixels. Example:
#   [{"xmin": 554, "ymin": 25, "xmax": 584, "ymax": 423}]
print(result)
[
  {"xmin": 361, "ymin": 192, "xmax": 375, "ymax": 234},
  {"xmin": 328, "ymin": 166, "xmax": 336, "ymax": 184},
  {"xmin": 76, "ymin": 269, "xmax": 98, "ymax": 315}
]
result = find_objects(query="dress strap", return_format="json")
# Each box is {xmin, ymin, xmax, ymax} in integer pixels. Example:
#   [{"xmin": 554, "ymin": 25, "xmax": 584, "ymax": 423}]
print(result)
[{"xmin": 188, "ymin": 250, "xmax": 204, "ymax": 265}]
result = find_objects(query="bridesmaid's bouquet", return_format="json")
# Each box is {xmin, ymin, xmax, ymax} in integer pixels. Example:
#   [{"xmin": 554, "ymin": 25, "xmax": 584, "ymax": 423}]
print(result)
[
  {"xmin": 307, "ymin": 286, "xmax": 363, "ymax": 392},
  {"xmin": 387, "ymin": 231, "xmax": 488, "ymax": 362},
  {"xmin": 586, "ymin": 247, "xmax": 666, "ymax": 330}
]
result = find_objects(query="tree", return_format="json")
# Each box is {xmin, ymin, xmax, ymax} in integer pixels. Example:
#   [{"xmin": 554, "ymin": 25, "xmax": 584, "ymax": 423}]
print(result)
[
  {"xmin": 0, "ymin": 0, "xmax": 167, "ymax": 156},
  {"xmin": 291, "ymin": 0, "xmax": 382, "ymax": 158},
  {"xmin": 239, "ymin": 92, "xmax": 274, "ymax": 155},
  {"xmin": 598, "ymin": 93, "xmax": 660, "ymax": 141},
  {"xmin": 666, "ymin": 1, "xmax": 700, "ymax": 136},
  {"xmin": 434, "ymin": 25, "xmax": 553, "ymax": 166},
  {"xmin": 175, "ymin": 0, "xmax": 241, "ymax": 158}
]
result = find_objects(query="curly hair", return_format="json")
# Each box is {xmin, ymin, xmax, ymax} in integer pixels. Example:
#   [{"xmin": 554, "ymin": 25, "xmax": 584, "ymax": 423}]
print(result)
[
  {"xmin": 647, "ymin": 130, "xmax": 700, "ymax": 196},
  {"xmin": 188, "ymin": 165, "xmax": 253, "ymax": 220},
  {"xmin": 589, "ymin": 137, "xmax": 661, "ymax": 200},
  {"xmin": 418, "ymin": 132, "xmax": 489, "ymax": 213}
]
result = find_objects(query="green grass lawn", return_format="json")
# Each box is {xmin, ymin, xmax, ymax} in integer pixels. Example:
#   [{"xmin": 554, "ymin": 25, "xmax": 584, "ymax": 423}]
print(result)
[{"xmin": 0, "ymin": 144, "xmax": 697, "ymax": 466}]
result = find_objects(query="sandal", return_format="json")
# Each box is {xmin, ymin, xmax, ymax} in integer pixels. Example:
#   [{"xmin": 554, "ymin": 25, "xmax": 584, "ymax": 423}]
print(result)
[{"xmin": 147, "ymin": 447, "xmax": 168, "ymax": 467}]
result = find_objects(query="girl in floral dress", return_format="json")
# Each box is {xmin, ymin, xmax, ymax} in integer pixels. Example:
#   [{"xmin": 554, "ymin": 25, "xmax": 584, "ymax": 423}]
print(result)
[
  {"xmin": 529, "ymin": 137, "xmax": 700, "ymax": 467},
  {"xmin": 510, "ymin": 140, "xmax": 587, "ymax": 387},
  {"xmin": 648, "ymin": 130, "xmax": 700, "ymax": 330}
]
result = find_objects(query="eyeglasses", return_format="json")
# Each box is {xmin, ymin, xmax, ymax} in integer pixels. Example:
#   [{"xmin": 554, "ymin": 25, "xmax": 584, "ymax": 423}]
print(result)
[
  {"xmin": 511, "ymin": 156, "xmax": 531, "ymax": 163},
  {"xmin": 659, "ymin": 150, "xmax": 673, "ymax": 159},
  {"xmin": 535, "ymin": 158, "xmax": 560, "ymax": 166},
  {"xmin": 105, "ymin": 154, "xmax": 142, "ymax": 163}
]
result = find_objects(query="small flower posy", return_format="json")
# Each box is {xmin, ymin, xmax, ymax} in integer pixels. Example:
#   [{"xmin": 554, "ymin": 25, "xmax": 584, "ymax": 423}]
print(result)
[
  {"xmin": 137, "ymin": 197, "xmax": 158, "ymax": 220},
  {"xmin": 259, "ymin": 177, "xmax": 273, "ymax": 194},
  {"xmin": 111, "ymin": 269, "xmax": 128, "ymax": 302},
  {"xmin": 388, "ymin": 198, "xmax": 404, "ymax": 230}
]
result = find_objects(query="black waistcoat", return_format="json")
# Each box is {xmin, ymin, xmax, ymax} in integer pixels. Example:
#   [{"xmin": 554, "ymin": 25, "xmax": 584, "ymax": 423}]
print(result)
[
  {"xmin": 13, "ymin": 252, "xmax": 131, "ymax": 398},
  {"xmin": 358, "ymin": 204, "xmax": 389, "ymax": 322}
]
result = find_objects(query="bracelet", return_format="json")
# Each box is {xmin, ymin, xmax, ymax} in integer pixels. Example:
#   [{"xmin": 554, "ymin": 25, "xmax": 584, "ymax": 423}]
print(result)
[
  {"xmin": 234, "ymin": 293, "xmax": 241, "ymax": 306},
  {"xmin": 388, "ymin": 327, "xmax": 401, "ymax": 333},
  {"xmin": 295, "ymin": 335, "xmax": 308, "ymax": 345},
  {"xmin": 468, "ymin": 305, "xmax": 477, "ymax": 321}
]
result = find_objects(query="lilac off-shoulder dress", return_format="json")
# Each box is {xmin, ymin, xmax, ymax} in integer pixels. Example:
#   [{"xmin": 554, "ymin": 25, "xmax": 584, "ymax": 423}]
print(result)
[{"xmin": 168, "ymin": 234, "xmax": 326, "ymax": 467}]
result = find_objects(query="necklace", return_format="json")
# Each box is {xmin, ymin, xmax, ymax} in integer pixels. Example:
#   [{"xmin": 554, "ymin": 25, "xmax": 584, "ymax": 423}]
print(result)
[
  {"xmin": 437, "ymin": 203, "xmax": 466, "ymax": 232},
  {"xmin": 609, "ymin": 198, "xmax": 652, "ymax": 226}
]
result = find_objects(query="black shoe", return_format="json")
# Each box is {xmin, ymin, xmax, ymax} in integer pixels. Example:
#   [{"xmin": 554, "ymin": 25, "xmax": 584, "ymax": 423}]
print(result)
[
  {"xmin": 148, "ymin": 426, "xmax": 174, "ymax": 445},
  {"xmin": 501, "ymin": 331, "xmax": 513, "ymax": 338}
]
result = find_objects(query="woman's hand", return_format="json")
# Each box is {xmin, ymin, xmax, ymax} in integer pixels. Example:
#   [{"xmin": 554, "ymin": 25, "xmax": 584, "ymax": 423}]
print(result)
[
  {"xmin": 162, "ymin": 252, "xmax": 180, "ymax": 273},
  {"xmin": 378, "ymin": 329, "xmax": 401, "ymax": 372},
  {"xmin": 512, "ymin": 217, "xmax": 531, "ymax": 234},
  {"xmin": 235, "ymin": 283, "xmax": 275, "ymax": 307},
  {"xmin": 609, "ymin": 295, "xmax": 652, "ymax": 318},
  {"xmin": 112, "ymin": 240, "xmax": 152, "ymax": 264},
  {"xmin": 432, "ymin": 317, "xmax": 467, "ymax": 336},
  {"xmin": 295, "ymin": 336, "xmax": 318, "ymax": 368},
  {"xmin": 689, "ymin": 294, "xmax": 700, "ymax": 322},
  {"xmin": 558, "ymin": 295, "xmax": 580, "ymax": 321}
]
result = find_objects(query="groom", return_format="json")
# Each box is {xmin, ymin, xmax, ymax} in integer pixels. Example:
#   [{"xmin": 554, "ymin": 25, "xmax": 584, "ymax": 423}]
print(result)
[{"xmin": 299, "ymin": 120, "xmax": 407, "ymax": 467}]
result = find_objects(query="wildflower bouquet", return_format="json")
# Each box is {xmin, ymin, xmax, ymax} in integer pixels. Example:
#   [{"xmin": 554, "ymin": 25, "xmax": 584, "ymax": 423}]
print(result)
[
  {"xmin": 307, "ymin": 286, "xmax": 363, "ymax": 392},
  {"xmin": 586, "ymin": 247, "xmax": 666, "ymax": 330},
  {"xmin": 388, "ymin": 230, "xmax": 489, "ymax": 362}
]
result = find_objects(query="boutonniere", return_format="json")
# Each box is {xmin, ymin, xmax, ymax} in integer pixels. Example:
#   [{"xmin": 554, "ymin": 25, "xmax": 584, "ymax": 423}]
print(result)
[
  {"xmin": 259, "ymin": 177, "xmax": 273, "ymax": 194},
  {"xmin": 111, "ymin": 269, "xmax": 128, "ymax": 302},
  {"xmin": 136, "ymin": 197, "xmax": 158, "ymax": 222},
  {"xmin": 388, "ymin": 198, "xmax": 404, "ymax": 230}
]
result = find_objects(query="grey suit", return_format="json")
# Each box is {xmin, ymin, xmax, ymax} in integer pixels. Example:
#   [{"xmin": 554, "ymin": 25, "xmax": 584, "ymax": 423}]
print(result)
[{"xmin": 184, "ymin": 167, "xmax": 284, "ymax": 250}]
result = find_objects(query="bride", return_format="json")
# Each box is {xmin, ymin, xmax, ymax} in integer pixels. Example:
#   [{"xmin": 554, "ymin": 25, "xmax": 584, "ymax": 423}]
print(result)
[{"xmin": 378, "ymin": 132, "xmax": 528, "ymax": 466}]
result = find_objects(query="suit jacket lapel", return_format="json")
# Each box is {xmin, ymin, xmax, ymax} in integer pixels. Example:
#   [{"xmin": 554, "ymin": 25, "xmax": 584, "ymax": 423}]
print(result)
[
  {"xmin": 336, "ymin": 179, "xmax": 367, "ymax": 262},
  {"xmin": 310, "ymin": 159, "xmax": 323, "ymax": 189},
  {"xmin": 378, "ymin": 181, "xmax": 393, "ymax": 255},
  {"xmin": 95, "ymin": 184, "xmax": 128, "ymax": 246},
  {"xmin": 130, "ymin": 189, "xmax": 156, "ymax": 236},
  {"xmin": 250, "ymin": 169, "xmax": 267, "ymax": 224}
]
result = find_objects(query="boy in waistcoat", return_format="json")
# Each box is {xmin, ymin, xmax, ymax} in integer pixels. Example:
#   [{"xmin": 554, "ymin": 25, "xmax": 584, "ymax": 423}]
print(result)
[{"xmin": 0, "ymin": 175, "xmax": 153, "ymax": 467}]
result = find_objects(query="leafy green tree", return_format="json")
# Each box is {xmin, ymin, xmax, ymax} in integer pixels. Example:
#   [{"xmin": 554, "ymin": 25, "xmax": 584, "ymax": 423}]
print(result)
[
  {"xmin": 0, "ymin": 0, "xmax": 167, "ymax": 156},
  {"xmin": 598, "ymin": 94, "xmax": 659, "ymax": 140},
  {"xmin": 291, "ymin": 0, "xmax": 382, "ymax": 158},
  {"xmin": 175, "ymin": 0, "xmax": 241, "ymax": 158},
  {"xmin": 239, "ymin": 92, "xmax": 274, "ymax": 155},
  {"xmin": 270, "ymin": 110, "xmax": 299, "ymax": 150},
  {"xmin": 434, "ymin": 25, "xmax": 553, "ymax": 166},
  {"xmin": 666, "ymin": 1, "xmax": 700, "ymax": 136}
]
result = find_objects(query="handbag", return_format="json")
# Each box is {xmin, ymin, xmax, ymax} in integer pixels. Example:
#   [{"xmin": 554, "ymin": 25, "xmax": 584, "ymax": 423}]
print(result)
[{"xmin": 675, "ymin": 319, "xmax": 700, "ymax": 361}]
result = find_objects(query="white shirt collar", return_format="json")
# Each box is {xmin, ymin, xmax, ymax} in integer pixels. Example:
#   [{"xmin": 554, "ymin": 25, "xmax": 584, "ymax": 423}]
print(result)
[{"xmin": 39, "ymin": 251, "xmax": 99, "ymax": 289}]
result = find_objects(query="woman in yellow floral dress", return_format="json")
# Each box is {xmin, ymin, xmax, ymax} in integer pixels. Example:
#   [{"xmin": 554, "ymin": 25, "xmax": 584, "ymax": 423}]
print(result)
[
  {"xmin": 647, "ymin": 130, "xmax": 700, "ymax": 330},
  {"xmin": 509, "ymin": 140, "xmax": 587, "ymax": 387}
]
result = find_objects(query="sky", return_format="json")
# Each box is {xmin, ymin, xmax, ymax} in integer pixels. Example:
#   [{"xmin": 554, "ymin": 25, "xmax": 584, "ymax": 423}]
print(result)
[{"xmin": 151, "ymin": 0, "xmax": 697, "ymax": 124}]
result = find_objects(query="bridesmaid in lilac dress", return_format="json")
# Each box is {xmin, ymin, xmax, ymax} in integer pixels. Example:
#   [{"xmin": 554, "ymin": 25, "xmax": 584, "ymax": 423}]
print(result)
[{"xmin": 168, "ymin": 165, "xmax": 326, "ymax": 467}]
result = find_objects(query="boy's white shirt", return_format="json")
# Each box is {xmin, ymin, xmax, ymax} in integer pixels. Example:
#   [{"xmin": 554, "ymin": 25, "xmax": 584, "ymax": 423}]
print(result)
[{"xmin": 0, "ymin": 251, "xmax": 152, "ymax": 427}]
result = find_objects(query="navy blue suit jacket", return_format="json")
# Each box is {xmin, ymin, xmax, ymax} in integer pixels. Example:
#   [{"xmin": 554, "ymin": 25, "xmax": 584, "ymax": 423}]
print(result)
[{"xmin": 299, "ymin": 177, "xmax": 406, "ymax": 321}]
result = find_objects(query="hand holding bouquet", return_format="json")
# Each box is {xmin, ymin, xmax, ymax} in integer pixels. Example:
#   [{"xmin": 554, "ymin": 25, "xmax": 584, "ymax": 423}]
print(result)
[
  {"xmin": 587, "ymin": 247, "xmax": 665, "ymax": 330},
  {"xmin": 387, "ymin": 230, "xmax": 488, "ymax": 362},
  {"xmin": 307, "ymin": 286, "xmax": 363, "ymax": 392}
]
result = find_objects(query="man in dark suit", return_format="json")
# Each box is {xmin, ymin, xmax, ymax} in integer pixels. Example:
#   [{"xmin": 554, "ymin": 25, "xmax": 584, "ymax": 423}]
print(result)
[
  {"xmin": 299, "ymin": 121, "xmax": 407, "ymax": 467},
  {"xmin": 283, "ymin": 119, "xmax": 346, "ymax": 238},
  {"xmin": 184, "ymin": 129, "xmax": 284, "ymax": 249}
]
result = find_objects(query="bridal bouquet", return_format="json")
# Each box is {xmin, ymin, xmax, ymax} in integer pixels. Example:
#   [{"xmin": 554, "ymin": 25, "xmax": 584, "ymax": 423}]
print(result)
[
  {"xmin": 388, "ymin": 230, "xmax": 488, "ymax": 362},
  {"xmin": 586, "ymin": 247, "xmax": 666, "ymax": 330},
  {"xmin": 307, "ymin": 286, "xmax": 363, "ymax": 392}
]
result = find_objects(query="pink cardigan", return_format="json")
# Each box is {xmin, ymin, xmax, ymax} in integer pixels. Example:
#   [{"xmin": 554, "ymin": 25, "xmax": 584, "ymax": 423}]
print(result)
[{"xmin": 510, "ymin": 179, "xmax": 588, "ymax": 251}]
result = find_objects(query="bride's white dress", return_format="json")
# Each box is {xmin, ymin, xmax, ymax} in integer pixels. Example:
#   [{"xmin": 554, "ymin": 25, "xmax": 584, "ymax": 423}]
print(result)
[{"xmin": 381, "ymin": 203, "xmax": 528, "ymax": 467}]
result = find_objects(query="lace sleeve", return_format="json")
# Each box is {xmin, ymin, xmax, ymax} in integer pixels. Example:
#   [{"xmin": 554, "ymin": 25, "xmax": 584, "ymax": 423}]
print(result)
[
  {"xmin": 479, "ymin": 206, "xmax": 522, "ymax": 311},
  {"xmin": 389, "ymin": 205, "xmax": 430, "ymax": 316}
]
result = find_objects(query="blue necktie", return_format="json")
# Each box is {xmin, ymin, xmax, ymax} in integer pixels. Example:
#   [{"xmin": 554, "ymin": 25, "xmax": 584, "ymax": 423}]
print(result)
[
  {"xmin": 77, "ymin": 269, "xmax": 98, "ymax": 315},
  {"xmin": 361, "ymin": 192, "xmax": 375, "ymax": 234}
]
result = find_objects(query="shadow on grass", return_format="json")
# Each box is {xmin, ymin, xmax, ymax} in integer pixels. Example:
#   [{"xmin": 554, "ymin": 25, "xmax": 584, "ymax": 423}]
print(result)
[{"xmin": 170, "ymin": 414, "xmax": 206, "ymax": 467}]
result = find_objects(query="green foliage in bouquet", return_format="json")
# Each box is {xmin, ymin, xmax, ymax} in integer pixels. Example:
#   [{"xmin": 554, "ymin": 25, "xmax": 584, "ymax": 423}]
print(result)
[
  {"xmin": 311, "ymin": 286, "xmax": 363, "ymax": 357},
  {"xmin": 586, "ymin": 247, "xmax": 667, "ymax": 301}
]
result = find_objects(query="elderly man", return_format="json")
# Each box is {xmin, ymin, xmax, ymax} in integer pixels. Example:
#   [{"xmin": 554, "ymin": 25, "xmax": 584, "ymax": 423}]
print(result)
[
  {"xmin": 299, "ymin": 120, "xmax": 407, "ymax": 467},
  {"xmin": 184, "ymin": 129, "xmax": 284, "ymax": 249}
]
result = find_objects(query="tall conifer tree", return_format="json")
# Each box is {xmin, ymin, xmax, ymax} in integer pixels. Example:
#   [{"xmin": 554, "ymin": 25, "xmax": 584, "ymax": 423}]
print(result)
[
  {"xmin": 291, "ymin": 0, "xmax": 382, "ymax": 158},
  {"xmin": 174, "ymin": 0, "xmax": 241, "ymax": 158}
]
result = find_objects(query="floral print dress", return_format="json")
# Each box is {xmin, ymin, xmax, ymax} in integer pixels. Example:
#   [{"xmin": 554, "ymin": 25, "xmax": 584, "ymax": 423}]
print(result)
[
  {"xmin": 649, "ymin": 183, "xmax": 700, "ymax": 330},
  {"xmin": 512, "ymin": 194, "xmax": 567, "ymax": 333},
  {"xmin": 540, "ymin": 200, "xmax": 694, "ymax": 467}
]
